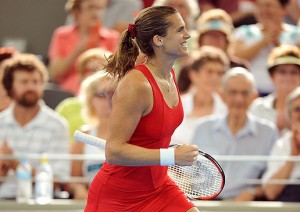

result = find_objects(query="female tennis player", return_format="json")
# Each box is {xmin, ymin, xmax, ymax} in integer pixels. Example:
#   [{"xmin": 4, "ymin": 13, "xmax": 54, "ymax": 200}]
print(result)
[{"xmin": 85, "ymin": 6, "xmax": 200, "ymax": 212}]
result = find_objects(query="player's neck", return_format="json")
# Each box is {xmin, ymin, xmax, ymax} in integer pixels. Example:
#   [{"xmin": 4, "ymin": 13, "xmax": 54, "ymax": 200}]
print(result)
[{"xmin": 145, "ymin": 58, "xmax": 173, "ymax": 80}]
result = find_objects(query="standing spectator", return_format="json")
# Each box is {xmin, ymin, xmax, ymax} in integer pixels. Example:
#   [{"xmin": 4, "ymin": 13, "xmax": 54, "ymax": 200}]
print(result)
[
  {"xmin": 70, "ymin": 71, "xmax": 115, "ymax": 200},
  {"xmin": 172, "ymin": 46, "xmax": 229, "ymax": 145},
  {"xmin": 250, "ymin": 45, "xmax": 300, "ymax": 133},
  {"xmin": 191, "ymin": 67, "xmax": 278, "ymax": 200},
  {"xmin": 0, "ymin": 54, "xmax": 70, "ymax": 199},
  {"xmin": 233, "ymin": 0, "xmax": 300, "ymax": 96},
  {"xmin": 48, "ymin": 0, "xmax": 119, "ymax": 95},
  {"xmin": 262, "ymin": 86, "xmax": 300, "ymax": 202}
]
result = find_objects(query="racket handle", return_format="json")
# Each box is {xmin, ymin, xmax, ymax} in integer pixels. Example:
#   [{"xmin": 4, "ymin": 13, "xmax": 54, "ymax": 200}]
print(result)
[{"xmin": 73, "ymin": 130, "xmax": 106, "ymax": 149}]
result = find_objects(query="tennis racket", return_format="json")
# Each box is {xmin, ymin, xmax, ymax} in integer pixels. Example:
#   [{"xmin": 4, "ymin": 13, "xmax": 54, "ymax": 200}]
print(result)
[{"xmin": 73, "ymin": 130, "xmax": 225, "ymax": 200}]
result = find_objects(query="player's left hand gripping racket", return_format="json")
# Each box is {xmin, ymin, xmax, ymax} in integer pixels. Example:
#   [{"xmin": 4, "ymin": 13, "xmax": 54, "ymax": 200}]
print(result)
[{"xmin": 73, "ymin": 130, "xmax": 225, "ymax": 200}]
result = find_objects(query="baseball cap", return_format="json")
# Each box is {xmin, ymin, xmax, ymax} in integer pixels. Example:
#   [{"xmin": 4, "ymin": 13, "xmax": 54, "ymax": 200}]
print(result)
[
  {"xmin": 268, "ymin": 56, "xmax": 300, "ymax": 71},
  {"xmin": 198, "ymin": 20, "xmax": 232, "ymax": 37}
]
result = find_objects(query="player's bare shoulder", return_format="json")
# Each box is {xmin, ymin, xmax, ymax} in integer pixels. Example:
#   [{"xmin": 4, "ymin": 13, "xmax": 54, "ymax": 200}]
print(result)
[
  {"xmin": 113, "ymin": 69, "xmax": 153, "ymax": 112},
  {"xmin": 117, "ymin": 69, "xmax": 152, "ymax": 98}
]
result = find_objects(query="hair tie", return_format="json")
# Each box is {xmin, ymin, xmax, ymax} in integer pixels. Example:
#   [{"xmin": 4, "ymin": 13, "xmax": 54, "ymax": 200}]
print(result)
[{"xmin": 128, "ymin": 24, "xmax": 136, "ymax": 39}]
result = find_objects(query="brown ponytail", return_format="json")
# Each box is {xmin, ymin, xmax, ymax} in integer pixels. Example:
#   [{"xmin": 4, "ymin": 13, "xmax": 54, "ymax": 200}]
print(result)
[{"xmin": 104, "ymin": 30, "xmax": 139, "ymax": 80}]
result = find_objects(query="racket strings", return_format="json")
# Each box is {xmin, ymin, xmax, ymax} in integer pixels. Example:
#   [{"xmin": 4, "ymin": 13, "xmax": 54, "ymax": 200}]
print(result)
[{"xmin": 168, "ymin": 156, "xmax": 223, "ymax": 199}]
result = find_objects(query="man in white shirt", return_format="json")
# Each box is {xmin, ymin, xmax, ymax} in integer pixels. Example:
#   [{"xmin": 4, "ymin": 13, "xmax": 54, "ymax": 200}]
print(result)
[{"xmin": 0, "ymin": 54, "xmax": 70, "ymax": 199}]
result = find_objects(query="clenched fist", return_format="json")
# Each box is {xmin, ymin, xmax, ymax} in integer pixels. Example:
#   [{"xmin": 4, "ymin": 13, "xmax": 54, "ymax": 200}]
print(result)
[{"xmin": 174, "ymin": 144, "xmax": 199, "ymax": 166}]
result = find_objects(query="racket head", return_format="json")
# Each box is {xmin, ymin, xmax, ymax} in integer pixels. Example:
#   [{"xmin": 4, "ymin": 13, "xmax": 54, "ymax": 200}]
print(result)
[{"xmin": 168, "ymin": 145, "xmax": 225, "ymax": 200}]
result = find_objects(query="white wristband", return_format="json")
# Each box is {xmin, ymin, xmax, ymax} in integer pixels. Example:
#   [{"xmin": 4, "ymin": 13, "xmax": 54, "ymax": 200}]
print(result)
[{"xmin": 160, "ymin": 148, "xmax": 175, "ymax": 166}]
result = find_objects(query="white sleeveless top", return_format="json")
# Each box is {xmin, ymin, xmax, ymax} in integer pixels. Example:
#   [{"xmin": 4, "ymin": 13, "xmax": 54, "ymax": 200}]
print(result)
[{"xmin": 82, "ymin": 128, "xmax": 106, "ymax": 185}]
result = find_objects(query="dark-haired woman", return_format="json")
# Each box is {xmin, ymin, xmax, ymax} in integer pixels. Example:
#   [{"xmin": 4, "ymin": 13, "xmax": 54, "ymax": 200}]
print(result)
[{"xmin": 85, "ymin": 6, "xmax": 200, "ymax": 212}]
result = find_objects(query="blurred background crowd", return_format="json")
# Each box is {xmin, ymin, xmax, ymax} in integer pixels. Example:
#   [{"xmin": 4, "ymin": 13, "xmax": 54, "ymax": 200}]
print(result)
[{"xmin": 1, "ymin": 0, "xmax": 300, "ymax": 203}]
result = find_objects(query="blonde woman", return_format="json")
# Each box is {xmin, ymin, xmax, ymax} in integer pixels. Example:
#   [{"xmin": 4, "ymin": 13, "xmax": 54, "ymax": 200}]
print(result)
[
  {"xmin": 55, "ymin": 47, "xmax": 111, "ymax": 141},
  {"xmin": 69, "ymin": 71, "xmax": 114, "ymax": 200}
]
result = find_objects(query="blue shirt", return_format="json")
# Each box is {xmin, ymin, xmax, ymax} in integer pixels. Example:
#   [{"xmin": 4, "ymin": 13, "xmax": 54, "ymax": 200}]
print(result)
[{"xmin": 191, "ymin": 113, "xmax": 278, "ymax": 199}]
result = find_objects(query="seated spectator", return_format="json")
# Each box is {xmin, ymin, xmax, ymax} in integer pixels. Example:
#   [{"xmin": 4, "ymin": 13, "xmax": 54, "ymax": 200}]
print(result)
[
  {"xmin": 172, "ymin": 46, "xmax": 229, "ymax": 145},
  {"xmin": 195, "ymin": 8, "xmax": 249, "ymax": 69},
  {"xmin": 48, "ymin": 0, "xmax": 119, "ymax": 95},
  {"xmin": 262, "ymin": 86, "xmax": 300, "ymax": 202},
  {"xmin": 250, "ymin": 45, "xmax": 300, "ymax": 133},
  {"xmin": 0, "ymin": 47, "xmax": 16, "ymax": 112},
  {"xmin": 0, "ymin": 54, "xmax": 70, "ymax": 199},
  {"xmin": 191, "ymin": 67, "xmax": 278, "ymax": 200},
  {"xmin": 56, "ymin": 47, "xmax": 111, "ymax": 142},
  {"xmin": 70, "ymin": 71, "xmax": 115, "ymax": 200},
  {"xmin": 233, "ymin": 0, "xmax": 300, "ymax": 96}
]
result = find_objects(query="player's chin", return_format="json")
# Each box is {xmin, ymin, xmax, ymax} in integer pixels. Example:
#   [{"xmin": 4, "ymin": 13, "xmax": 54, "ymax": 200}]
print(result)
[{"xmin": 178, "ymin": 48, "xmax": 189, "ymax": 58}]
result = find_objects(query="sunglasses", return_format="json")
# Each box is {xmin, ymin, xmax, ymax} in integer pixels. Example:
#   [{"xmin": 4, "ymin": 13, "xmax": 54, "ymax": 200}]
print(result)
[{"xmin": 94, "ymin": 92, "xmax": 106, "ymax": 98}]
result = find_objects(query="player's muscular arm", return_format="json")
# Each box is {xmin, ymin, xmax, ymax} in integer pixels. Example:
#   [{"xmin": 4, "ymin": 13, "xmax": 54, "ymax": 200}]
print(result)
[{"xmin": 105, "ymin": 70, "xmax": 159, "ymax": 166}]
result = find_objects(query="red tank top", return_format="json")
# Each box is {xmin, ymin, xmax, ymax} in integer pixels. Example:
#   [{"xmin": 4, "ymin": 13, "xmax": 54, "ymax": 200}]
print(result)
[{"xmin": 99, "ymin": 64, "xmax": 184, "ymax": 192}]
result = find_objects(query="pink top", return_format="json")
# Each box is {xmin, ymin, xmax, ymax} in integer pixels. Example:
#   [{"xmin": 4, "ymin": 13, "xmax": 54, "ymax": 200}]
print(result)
[{"xmin": 48, "ymin": 24, "xmax": 119, "ymax": 94}]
